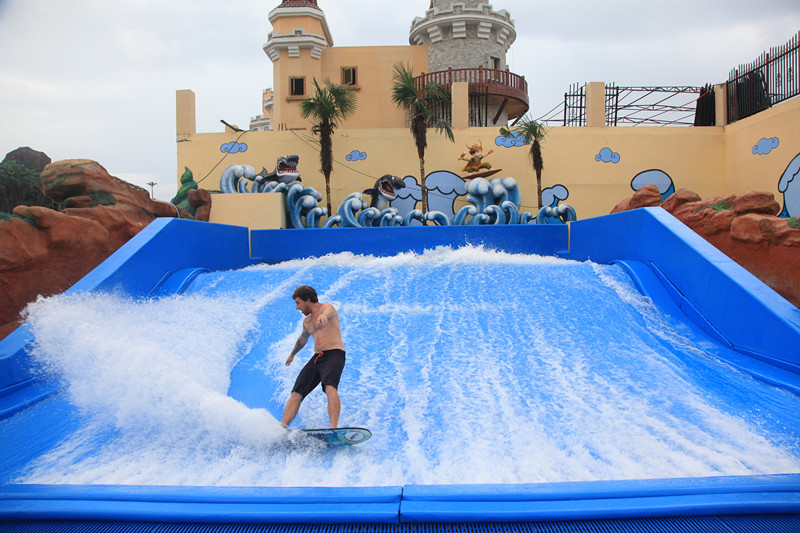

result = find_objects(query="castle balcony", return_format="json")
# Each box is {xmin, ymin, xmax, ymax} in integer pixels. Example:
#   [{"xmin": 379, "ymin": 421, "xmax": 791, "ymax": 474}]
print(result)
[{"xmin": 415, "ymin": 66, "xmax": 529, "ymax": 125}]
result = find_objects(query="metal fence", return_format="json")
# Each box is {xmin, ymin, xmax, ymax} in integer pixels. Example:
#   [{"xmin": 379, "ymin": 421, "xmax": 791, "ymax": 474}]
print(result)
[
  {"xmin": 541, "ymin": 83, "xmax": 704, "ymax": 127},
  {"xmin": 538, "ymin": 31, "xmax": 799, "ymax": 127},
  {"xmin": 726, "ymin": 30, "xmax": 799, "ymax": 123}
]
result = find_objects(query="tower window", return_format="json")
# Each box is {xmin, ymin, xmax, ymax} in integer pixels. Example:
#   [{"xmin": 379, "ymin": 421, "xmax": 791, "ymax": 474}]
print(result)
[
  {"xmin": 342, "ymin": 67, "xmax": 357, "ymax": 86},
  {"xmin": 290, "ymin": 77, "xmax": 306, "ymax": 96},
  {"xmin": 491, "ymin": 57, "xmax": 501, "ymax": 70}
]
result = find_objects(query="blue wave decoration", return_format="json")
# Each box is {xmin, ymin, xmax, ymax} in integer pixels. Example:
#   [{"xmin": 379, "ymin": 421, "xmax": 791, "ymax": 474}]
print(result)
[{"xmin": 219, "ymin": 171, "xmax": 576, "ymax": 228}]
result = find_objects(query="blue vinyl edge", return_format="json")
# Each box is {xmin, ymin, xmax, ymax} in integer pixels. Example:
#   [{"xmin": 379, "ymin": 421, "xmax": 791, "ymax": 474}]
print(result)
[
  {"xmin": 400, "ymin": 474, "xmax": 800, "ymax": 522},
  {"xmin": 611, "ymin": 259, "xmax": 800, "ymax": 395},
  {"xmin": 0, "ymin": 485, "xmax": 403, "ymax": 524},
  {"xmin": 249, "ymin": 224, "xmax": 568, "ymax": 263},
  {"xmin": 399, "ymin": 493, "xmax": 800, "ymax": 523},
  {"xmin": 3, "ymin": 475, "xmax": 800, "ymax": 524}
]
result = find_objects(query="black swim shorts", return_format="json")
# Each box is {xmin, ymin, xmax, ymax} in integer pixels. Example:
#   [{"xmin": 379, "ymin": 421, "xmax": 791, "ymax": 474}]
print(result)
[{"xmin": 291, "ymin": 349, "xmax": 346, "ymax": 398}]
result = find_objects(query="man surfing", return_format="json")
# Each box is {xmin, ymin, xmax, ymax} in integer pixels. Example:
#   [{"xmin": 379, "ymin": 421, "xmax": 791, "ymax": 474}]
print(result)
[{"xmin": 280, "ymin": 285, "xmax": 346, "ymax": 429}]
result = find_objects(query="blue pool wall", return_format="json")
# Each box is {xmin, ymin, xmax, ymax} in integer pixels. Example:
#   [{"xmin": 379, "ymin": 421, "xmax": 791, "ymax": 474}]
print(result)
[
  {"xmin": 2, "ymin": 207, "xmax": 800, "ymax": 524},
  {"xmin": 568, "ymin": 207, "xmax": 800, "ymax": 373}
]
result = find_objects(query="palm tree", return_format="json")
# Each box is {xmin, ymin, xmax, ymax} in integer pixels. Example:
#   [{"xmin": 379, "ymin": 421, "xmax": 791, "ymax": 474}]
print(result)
[
  {"xmin": 390, "ymin": 62, "xmax": 454, "ymax": 217},
  {"xmin": 500, "ymin": 117, "xmax": 547, "ymax": 209},
  {"xmin": 299, "ymin": 78, "xmax": 358, "ymax": 214}
]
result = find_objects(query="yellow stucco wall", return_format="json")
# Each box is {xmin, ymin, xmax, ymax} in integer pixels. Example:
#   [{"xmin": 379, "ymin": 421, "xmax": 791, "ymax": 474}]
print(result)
[
  {"xmin": 723, "ymin": 96, "xmax": 800, "ymax": 196},
  {"xmin": 208, "ymin": 193, "xmax": 286, "ymax": 230},
  {"xmin": 177, "ymin": 94, "xmax": 799, "ymax": 225},
  {"xmin": 316, "ymin": 45, "xmax": 428, "ymax": 130},
  {"xmin": 270, "ymin": 12, "xmax": 329, "ymax": 42}
]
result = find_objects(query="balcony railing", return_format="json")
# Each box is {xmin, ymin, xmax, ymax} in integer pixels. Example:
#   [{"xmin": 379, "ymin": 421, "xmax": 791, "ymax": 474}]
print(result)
[{"xmin": 414, "ymin": 67, "xmax": 529, "ymax": 119}]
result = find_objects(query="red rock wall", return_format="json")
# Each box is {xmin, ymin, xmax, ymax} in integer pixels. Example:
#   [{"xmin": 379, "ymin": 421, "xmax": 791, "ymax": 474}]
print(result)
[
  {"xmin": 612, "ymin": 185, "xmax": 800, "ymax": 308},
  {"xmin": 0, "ymin": 160, "xmax": 212, "ymax": 337}
]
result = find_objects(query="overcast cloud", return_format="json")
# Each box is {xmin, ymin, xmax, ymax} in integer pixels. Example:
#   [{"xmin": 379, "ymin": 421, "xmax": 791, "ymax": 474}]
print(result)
[{"xmin": 1, "ymin": 0, "xmax": 798, "ymax": 200}]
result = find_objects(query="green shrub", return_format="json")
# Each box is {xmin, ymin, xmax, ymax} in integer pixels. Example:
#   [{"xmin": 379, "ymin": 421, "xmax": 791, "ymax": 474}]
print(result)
[{"xmin": 0, "ymin": 161, "xmax": 55, "ymax": 213}]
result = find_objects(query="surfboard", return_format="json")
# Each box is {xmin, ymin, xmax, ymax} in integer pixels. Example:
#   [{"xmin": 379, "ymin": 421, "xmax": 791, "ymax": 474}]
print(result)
[
  {"xmin": 463, "ymin": 168, "xmax": 502, "ymax": 179},
  {"xmin": 298, "ymin": 427, "xmax": 372, "ymax": 446}
]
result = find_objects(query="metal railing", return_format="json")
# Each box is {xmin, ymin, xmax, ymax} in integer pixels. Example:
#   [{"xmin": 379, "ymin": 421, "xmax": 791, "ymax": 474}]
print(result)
[
  {"xmin": 726, "ymin": 30, "xmax": 799, "ymax": 123},
  {"xmin": 415, "ymin": 67, "xmax": 528, "ymax": 107},
  {"xmin": 540, "ymin": 83, "xmax": 704, "ymax": 127},
  {"xmin": 413, "ymin": 67, "xmax": 529, "ymax": 127}
]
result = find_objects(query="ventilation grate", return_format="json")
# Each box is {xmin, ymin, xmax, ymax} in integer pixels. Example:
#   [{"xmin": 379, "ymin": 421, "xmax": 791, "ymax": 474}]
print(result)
[{"xmin": 4, "ymin": 517, "xmax": 800, "ymax": 533}]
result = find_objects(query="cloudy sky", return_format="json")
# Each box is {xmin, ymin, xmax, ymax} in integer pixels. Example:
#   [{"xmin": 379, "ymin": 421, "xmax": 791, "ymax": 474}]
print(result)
[{"xmin": 1, "ymin": 0, "xmax": 798, "ymax": 200}]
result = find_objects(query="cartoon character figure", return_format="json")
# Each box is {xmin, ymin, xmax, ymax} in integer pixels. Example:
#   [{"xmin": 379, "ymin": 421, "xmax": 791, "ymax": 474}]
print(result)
[{"xmin": 459, "ymin": 141, "xmax": 494, "ymax": 174}]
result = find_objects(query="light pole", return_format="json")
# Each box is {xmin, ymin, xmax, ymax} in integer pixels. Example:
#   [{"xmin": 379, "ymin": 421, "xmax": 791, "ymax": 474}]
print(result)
[{"xmin": 146, "ymin": 181, "xmax": 157, "ymax": 198}]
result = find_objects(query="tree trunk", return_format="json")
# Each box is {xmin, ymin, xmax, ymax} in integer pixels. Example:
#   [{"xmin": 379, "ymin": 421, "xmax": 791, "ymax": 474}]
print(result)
[
  {"xmin": 324, "ymin": 171, "xmax": 333, "ymax": 215},
  {"xmin": 320, "ymin": 127, "xmax": 334, "ymax": 214},
  {"xmin": 535, "ymin": 168, "xmax": 542, "ymax": 209},
  {"xmin": 419, "ymin": 158, "xmax": 427, "ymax": 212},
  {"xmin": 419, "ymin": 157, "xmax": 428, "ymax": 225}
]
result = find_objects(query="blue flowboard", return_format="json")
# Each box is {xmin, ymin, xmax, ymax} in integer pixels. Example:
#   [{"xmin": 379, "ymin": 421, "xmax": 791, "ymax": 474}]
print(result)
[{"xmin": 299, "ymin": 427, "xmax": 372, "ymax": 446}]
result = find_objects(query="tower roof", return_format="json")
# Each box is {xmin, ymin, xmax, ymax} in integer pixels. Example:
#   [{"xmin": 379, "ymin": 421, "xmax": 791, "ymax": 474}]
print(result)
[{"xmin": 278, "ymin": 0, "xmax": 320, "ymax": 8}]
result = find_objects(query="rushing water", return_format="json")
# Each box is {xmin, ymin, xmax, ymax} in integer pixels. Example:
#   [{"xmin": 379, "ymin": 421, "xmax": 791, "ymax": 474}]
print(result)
[{"xmin": 3, "ymin": 246, "xmax": 800, "ymax": 486}]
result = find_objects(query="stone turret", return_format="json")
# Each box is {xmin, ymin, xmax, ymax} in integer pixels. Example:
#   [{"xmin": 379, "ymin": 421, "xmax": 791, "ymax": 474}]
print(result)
[
  {"xmin": 409, "ymin": 1, "xmax": 527, "ymax": 126},
  {"xmin": 410, "ymin": 1, "xmax": 516, "ymax": 73}
]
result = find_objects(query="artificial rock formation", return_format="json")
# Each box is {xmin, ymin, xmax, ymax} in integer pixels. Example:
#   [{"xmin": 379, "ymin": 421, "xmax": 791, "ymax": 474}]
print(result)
[
  {"xmin": 0, "ymin": 159, "xmax": 212, "ymax": 337},
  {"xmin": 611, "ymin": 185, "xmax": 800, "ymax": 307},
  {"xmin": 2, "ymin": 146, "xmax": 52, "ymax": 173}
]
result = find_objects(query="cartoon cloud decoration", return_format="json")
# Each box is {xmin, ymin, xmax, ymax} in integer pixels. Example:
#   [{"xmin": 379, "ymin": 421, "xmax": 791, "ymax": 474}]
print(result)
[
  {"xmin": 346, "ymin": 150, "xmax": 367, "ymax": 161},
  {"xmin": 631, "ymin": 169, "xmax": 675, "ymax": 201},
  {"xmin": 778, "ymin": 152, "xmax": 800, "ymax": 218},
  {"xmin": 753, "ymin": 137, "xmax": 779, "ymax": 156},
  {"xmin": 220, "ymin": 141, "xmax": 248, "ymax": 154},
  {"xmin": 495, "ymin": 132, "xmax": 528, "ymax": 148},
  {"xmin": 595, "ymin": 147, "xmax": 620, "ymax": 164}
]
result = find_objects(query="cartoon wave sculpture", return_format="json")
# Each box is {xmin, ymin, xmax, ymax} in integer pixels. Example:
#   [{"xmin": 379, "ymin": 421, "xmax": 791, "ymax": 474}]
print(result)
[
  {"xmin": 286, "ymin": 182, "xmax": 327, "ymax": 229},
  {"xmin": 536, "ymin": 204, "xmax": 577, "ymax": 225},
  {"xmin": 306, "ymin": 176, "xmax": 574, "ymax": 227},
  {"xmin": 219, "ymin": 171, "xmax": 576, "ymax": 228},
  {"xmin": 426, "ymin": 177, "xmax": 542, "ymax": 226},
  {"xmin": 323, "ymin": 193, "xmax": 405, "ymax": 228}
]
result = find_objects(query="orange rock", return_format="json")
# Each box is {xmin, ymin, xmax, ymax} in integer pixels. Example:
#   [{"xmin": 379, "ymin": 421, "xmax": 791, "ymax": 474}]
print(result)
[
  {"xmin": 661, "ymin": 188, "xmax": 701, "ymax": 213},
  {"xmin": 1, "ymin": 158, "xmax": 208, "ymax": 335},
  {"xmin": 0, "ymin": 208, "xmax": 113, "ymax": 326},
  {"xmin": 188, "ymin": 189, "xmax": 212, "ymax": 222},
  {"xmin": 732, "ymin": 191, "xmax": 780, "ymax": 216},
  {"xmin": 629, "ymin": 184, "xmax": 663, "ymax": 210},
  {"xmin": 611, "ymin": 187, "xmax": 800, "ymax": 308}
]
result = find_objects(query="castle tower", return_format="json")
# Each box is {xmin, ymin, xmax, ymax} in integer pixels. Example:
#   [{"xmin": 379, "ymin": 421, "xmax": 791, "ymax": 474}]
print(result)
[
  {"xmin": 409, "ymin": 1, "xmax": 527, "ymax": 125},
  {"xmin": 263, "ymin": 0, "xmax": 334, "ymax": 129},
  {"xmin": 410, "ymin": 1, "xmax": 516, "ymax": 72}
]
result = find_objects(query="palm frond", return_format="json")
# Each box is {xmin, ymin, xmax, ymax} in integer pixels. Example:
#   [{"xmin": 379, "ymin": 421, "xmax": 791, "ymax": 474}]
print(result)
[
  {"xmin": 299, "ymin": 78, "xmax": 358, "ymax": 127},
  {"xmin": 432, "ymin": 117, "xmax": 455, "ymax": 143}
]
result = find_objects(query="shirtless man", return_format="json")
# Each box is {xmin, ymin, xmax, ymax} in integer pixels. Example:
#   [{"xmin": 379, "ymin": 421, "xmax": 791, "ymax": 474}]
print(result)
[{"xmin": 280, "ymin": 285, "xmax": 346, "ymax": 429}]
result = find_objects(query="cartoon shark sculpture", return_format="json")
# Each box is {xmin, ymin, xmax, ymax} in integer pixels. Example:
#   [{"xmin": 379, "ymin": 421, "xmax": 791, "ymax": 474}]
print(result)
[
  {"xmin": 220, "ymin": 155, "xmax": 300, "ymax": 193},
  {"xmin": 362, "ymin": 174, "xmax": 405, "ymax": 210}
]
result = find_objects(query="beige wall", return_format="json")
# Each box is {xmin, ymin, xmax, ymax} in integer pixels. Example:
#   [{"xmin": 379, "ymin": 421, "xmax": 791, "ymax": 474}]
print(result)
[
  {"xmin": 177, "ymin": 93, "xmax": 799, "ymax": 224},
  {"xmin": 316, "ymin": 45, "xmax": 428, "ymax": 130},
  {"xmin": 272, "ymin": 46, "xmax": 325, "ymax": 129},
  {"xmin": 176, "ymin": 90, "xmax": 196, "ymax": 137},
  {"xmin": 723, "ymin": 96, "xmax": 800, "ymax": 196},
  {"xmin": 208, "ymin": 193, "xmax": 286, "ymax": 230}
]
